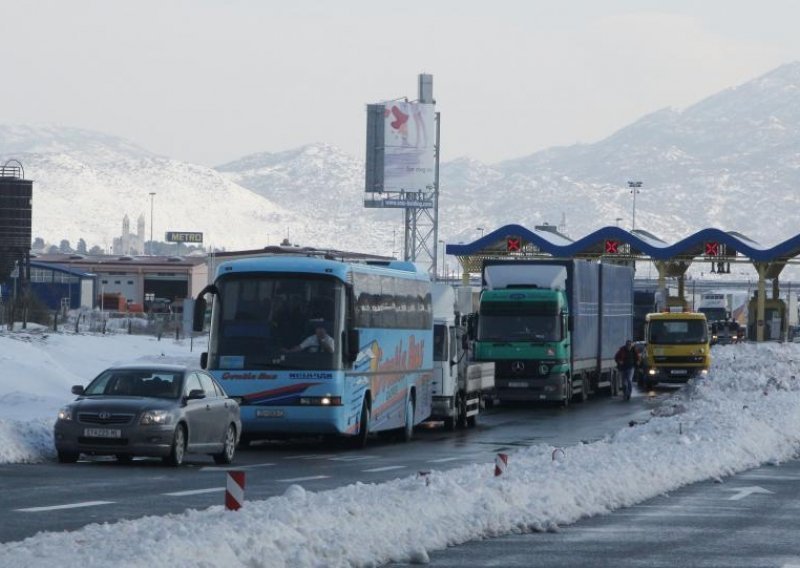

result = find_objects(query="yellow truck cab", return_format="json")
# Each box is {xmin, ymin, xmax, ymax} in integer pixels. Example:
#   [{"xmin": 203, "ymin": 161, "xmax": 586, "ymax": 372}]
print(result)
[{"xmin": 643, "ymin": 312, "xmax": 711, "ymax": 388}]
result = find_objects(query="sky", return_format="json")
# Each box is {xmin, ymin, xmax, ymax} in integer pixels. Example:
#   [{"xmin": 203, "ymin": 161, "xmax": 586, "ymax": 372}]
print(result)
[
  {"xmin": 1, "ymin": 1, "xmax": 798, "ymax": 166},
  {"xmin": 2, "ymin": 330, "xmax": 800, "ymax": 566}
]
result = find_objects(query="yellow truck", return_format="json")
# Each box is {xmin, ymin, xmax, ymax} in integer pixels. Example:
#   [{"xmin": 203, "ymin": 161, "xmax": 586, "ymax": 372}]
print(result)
[{"xmin": 642, "ymin": 312, "xmax": 711, "ymax": 389}]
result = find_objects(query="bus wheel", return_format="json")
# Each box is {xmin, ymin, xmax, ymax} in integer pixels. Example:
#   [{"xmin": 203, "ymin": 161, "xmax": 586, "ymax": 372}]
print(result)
[
  {"xmin": 402, "ymin": 397, "xmax": 415, "ymax": 442},
  {"xmin": 352, "ymin": 400, "xmax": 370, "ymax": 449}
]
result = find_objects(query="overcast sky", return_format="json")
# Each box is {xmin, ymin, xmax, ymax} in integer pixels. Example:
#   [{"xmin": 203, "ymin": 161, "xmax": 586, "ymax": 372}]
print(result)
[{"xmin": 1, "ymin": 1, "xmax": 797, "ymax": 166}]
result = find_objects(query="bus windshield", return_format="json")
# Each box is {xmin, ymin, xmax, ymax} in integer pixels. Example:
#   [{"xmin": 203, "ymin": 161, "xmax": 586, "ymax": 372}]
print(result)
[
  {"xmin": 209, "ymin": 274, "xmax": 344, "ymax": 371},
  {"xmin": 478, "ymin": 301, "xmax": 560, "ymax": 342}
]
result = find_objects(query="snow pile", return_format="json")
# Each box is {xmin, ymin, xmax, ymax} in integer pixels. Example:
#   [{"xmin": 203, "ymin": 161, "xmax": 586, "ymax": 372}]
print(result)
[{"xmin": 1, "ymin": 341, "xmax": 800, "ymax": 566}]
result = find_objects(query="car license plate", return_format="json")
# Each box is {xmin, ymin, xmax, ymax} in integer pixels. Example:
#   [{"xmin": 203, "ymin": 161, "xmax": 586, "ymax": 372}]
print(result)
[
  {"xmin": 508, "ymin": 381, "xmax": 528, "ymax": 388},
  {"xmin": 670, "ymin": 369, "xmax": 687, "ymax": 375},
  {"xmin": 84, "ymin": 428, "xmax": 121, "ymax": 438},
  {"xmin": 256, "ymin": 409, "xmax": 284, "ymax": 418}
]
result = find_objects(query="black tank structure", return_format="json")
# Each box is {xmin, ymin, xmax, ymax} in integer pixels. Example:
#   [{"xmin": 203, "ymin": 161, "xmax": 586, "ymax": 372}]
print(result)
[{"xmin": 0, "ymin": 160, "xmax": 33, "ymax": 309}]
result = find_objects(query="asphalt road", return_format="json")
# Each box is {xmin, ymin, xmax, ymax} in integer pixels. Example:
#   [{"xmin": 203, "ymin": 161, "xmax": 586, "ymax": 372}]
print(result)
[
  {"xmin": 0, "ymin": 389, "xmax": 660, "ymax": 543},
  {"xmin": 395, "ymin": 459, "xmax": 800, "ymax": 567}
]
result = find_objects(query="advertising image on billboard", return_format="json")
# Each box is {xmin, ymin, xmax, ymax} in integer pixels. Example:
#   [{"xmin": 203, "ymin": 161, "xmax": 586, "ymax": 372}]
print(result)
[{"xmin": 365, "ymin": 101, "xmax": 435, "ymax": 193}]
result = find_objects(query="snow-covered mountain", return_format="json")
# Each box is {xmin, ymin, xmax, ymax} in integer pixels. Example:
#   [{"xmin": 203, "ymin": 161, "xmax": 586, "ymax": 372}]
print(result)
[
  {"xmin": 0, "ymin": 125, "xmax": 311, "ymax": 252},
  {"xmin": 218, "ymin": 63, "xmax": 800, "ymax": 252},
  {"xmin": 4, "ymin": 62, "xmax": 800, "ymax": 257}
]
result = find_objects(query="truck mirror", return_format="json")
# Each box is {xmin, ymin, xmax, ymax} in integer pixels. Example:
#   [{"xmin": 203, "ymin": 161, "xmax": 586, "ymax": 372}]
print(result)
[
  {"xmin": 193, "ymin": 297, "xmax": 207, "ymax": 332},
  {"xmin": 200, "ymin": 352, "xmax": 208, "ymax": 369}
]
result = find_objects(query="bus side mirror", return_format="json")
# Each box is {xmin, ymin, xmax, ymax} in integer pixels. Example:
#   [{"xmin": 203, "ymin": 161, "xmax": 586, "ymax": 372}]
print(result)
[
  {"xmin": 193, "ymin": 297, "xmax": 207, "ymax": 332},
  {"xmin": 200, "ymin": 352, "xmax": 208, "ymax": 369},
  {"xmin": 346, "ymin": 329, "xmax": 360, "ymax": 364}
]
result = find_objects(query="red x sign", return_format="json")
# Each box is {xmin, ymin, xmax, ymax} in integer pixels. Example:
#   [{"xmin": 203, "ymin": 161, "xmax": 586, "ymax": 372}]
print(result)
[
  {"xmin": 705, "ymin": 242, "xmax": 719, "ymax": 256},
  {"xmin": 605, "ymin": 240, "xmax": 619, "ymax": 254},
  {"xmin": 506, "ymin": 237, "xmax": 521, "ymax": 252}
]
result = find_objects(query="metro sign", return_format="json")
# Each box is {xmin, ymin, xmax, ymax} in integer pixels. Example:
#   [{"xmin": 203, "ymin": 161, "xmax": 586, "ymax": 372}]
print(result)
[
  {"xmin": 705, "ymin": 241, "xmax": 719, "ymax": 256},
  {"xmin": 506, "ymin": 237, "xmax": 521, "ymax": 252},
  {"xmin": 604, "ymin": 239, "xmax": 619, "ymax": 254}
]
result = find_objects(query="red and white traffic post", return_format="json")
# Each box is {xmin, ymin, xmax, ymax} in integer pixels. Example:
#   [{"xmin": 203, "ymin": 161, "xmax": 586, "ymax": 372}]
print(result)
[
  {"xmin": 494, "ymin": 453, "xmax": 508, "ymax": 477},
  {"xmin": 225, "ymin": 471, "xmax": 246, "ymax": 511}
]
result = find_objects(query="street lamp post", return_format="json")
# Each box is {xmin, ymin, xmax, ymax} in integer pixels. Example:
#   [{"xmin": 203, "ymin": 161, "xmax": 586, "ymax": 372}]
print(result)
[
  {"xmin": 149, "ymin": 192, "xmax": 156, "ymax": 255},
  {"xmin": 627, "ymin": 181, "xmax": 642, "ymax": 231},
  {"xmin": 476, "ymin": 227, "xmax": 484, "ymax": 239},
  {"xmin": 438, "ymin": 239, "xmax": 446, "ymax": 280}
]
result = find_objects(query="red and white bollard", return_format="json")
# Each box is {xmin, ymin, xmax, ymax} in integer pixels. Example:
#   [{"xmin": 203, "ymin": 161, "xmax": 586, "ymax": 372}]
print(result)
[
  {"xmin": 494, "ymin": 453, "xmax": 508, "ymax": 477},
  {"xmin": 225, "ymin": 470, "xmax": 246, "ymax": 511}
]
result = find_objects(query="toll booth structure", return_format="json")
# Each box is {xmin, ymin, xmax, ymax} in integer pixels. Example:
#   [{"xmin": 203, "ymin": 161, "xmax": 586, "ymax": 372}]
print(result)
[{"xmin": 445, "ymin": 224, "xmax": 800, "ymax": 342}]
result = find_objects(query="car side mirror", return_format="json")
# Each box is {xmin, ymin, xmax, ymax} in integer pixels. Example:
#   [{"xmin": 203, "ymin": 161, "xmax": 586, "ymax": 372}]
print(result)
[
  {"xmin": 71, "ymin": 385, "xmax": 84, "ymax": 395},
  {"xmin": 187, "ymin": 389, "xmax": 205, "ymax": 400}
]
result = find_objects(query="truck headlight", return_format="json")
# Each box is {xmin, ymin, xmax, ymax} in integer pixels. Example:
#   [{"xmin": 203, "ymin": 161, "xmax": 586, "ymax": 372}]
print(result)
[
  {"xmin": 140, "ymin": 410, "xmax": 173, "ymax": 425},
  {"xmin": 57, "ymin": 407, "xmax": 73, "ymax": 421},
  {"xmin": 648, "ymin": 369, "xmax": 656, "ymax": 376}
]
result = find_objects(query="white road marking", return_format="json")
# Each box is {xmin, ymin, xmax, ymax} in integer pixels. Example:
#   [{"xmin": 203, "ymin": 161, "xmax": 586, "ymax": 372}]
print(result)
[
  {"xmin": 427, "ymin": 457, "xmax": 462, "ymax": 463},
  {"xmin": 163, "ymin": 487, "xmax": 224, "ymax": 497},
  {"xmin": 15, "ymin": 501, "xmax": 114, "ymax": 513},
  {"xmin": 362, "ymin": 465, "xmax": 407, "ymax": 473},
  {"xmin": 723, "ymin": 486, "xmax": 774, "ymax": 501},
  {"xmin": 276, "ymin": 475, "xmax": 330, "ymax": 483},
  {"xmin": 200, "ymin": 462, "xmax": 275, "ymax": 472},
  {"xmin": 283, "ymin": 454, "xmax": 337, "ymax": 460},
  {"xmin": 329, "ymin": 456, "xmax": 376, "ymax": 462}
]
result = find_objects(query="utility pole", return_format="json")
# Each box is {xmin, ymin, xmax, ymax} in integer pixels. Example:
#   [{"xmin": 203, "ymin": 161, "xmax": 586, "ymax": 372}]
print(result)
[{"xmin": 627, "ymin": 181, "xmax": 642, "ymax": 231}]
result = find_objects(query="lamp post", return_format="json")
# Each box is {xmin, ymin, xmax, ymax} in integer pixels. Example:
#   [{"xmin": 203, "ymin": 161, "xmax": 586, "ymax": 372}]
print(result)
[
  {"xmin": 627, "ymin": 181, "xmax": 642, "ymax": 231},
  {"xmin": 476, "ymin": 227, "xmax": 484, "ymax": 239},
  {"xmin": 615, "ymin": 217, "xmax": 623, "ymax": 227},
  {"xmin": 148, "ymin": 192, "xmax": 156, "ymax": 255},
  {"xmin": 438, "ymin": 239, "xmax": 446, "ymax": 280}
]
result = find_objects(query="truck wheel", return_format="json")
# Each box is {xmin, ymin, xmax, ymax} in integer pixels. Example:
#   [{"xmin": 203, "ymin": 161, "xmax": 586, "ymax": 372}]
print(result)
[
  {"xmin": 577, "ymin": 375, "xmax": 589, "ymax": 403},
  {"xmin": 561, "ymin": 377, "xmax": 571, "ymax": 407},
  {"xmin": 457, "ymin": 394, "xmax": 468, "ymax": 429}
]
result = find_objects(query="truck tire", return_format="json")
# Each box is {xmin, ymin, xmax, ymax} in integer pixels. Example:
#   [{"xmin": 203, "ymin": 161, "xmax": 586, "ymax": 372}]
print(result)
[
  {"xmin": 457, "ymin": 393, "xmax": 468, "ymax": 429},
  {"xmin": 561, "ymin": 376, "xmax": 572, "ymax": 407}
]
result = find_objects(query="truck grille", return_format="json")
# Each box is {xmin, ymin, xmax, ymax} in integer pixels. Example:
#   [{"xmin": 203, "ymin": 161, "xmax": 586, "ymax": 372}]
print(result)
[
  {"xmin": 495, "ymin": 360, "xmax": 555, "ymax": 377},
  {"xmin": 652, "ymin": 356, "xmax": 705, "ymax": 364}
]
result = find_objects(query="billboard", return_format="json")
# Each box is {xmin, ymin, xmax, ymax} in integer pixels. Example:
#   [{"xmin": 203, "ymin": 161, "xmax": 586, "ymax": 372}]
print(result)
[
  {"xmin": 165, "ymin": 231, "xmax": 203, "ymax": 244},
  {"xmin": 365, "ymin": 101, "xmax": 435, "ymax": 193}
]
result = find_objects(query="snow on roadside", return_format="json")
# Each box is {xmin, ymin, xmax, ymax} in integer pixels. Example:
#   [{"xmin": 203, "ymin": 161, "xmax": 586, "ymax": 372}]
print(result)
[{"xmin": 1, "ymin": 341, "xmax": 800, "ymax": 567}]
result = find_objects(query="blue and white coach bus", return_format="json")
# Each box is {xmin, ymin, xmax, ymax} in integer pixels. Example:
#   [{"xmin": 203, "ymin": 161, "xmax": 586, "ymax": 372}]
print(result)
[{"xmin": 193, "ymin": 254, "xmax": 433, "ymax": 447}]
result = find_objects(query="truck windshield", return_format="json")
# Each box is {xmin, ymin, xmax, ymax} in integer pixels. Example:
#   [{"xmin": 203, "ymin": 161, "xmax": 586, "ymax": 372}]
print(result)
[
  {"xmin": 208, "ymin": 274, "xmax": 344, "ymax": 371},
  {"xmin": 699, "ymin": 307, "xmax": 727, "ymax": 322},
  {"xmin": 478, "ymin": 301, "xmax": 560, "ymax": 342},
  {"xmin": 648, "ymin": 319, "xmax": 708, "ymax": 345}
]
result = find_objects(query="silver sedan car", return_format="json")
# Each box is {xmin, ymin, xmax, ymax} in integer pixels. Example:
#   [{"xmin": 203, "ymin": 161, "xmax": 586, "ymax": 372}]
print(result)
[{"xmin": 54, "ymin": 364, "xmax": 241, "ymax": 466}]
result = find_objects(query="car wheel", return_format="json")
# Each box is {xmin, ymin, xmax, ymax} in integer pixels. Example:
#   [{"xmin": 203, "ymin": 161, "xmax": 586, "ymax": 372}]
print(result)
[
  {"xmin": 115, "ymin": 454, "xmax": 133, "ymax": 464},
  {"xmin": 164, "ymin": 424, "xmax": 186, "ymax": 467},
  {"xmin": 57, "ymin": 451, "xmax": 79, "ymax": 464},
  {"xmin": 213, "ymin": 424, "xmax": 237, "ymax": 465}
]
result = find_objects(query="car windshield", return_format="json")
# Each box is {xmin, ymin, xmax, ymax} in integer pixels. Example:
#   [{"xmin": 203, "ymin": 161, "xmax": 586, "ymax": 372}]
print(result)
[{"xmin": 84, "ymin": 370, "xmax": 183, "ymax": 398}]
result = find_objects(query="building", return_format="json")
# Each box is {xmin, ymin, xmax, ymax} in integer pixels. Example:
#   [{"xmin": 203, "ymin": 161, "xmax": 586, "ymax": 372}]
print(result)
[
  {"xmin": 4, "ymin": 261, "xmax": 96, "ymax": 310},
  {"xmin": 29, "ymin": 253, "xmax": 208, "ymax": 308},
  {"xmin": 112, "ymin": 214, "xmax": 146, "ymax": 256}
]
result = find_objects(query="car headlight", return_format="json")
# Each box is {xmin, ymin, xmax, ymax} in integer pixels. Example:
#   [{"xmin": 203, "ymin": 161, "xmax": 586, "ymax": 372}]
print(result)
[
  {"xmin": 57, "ymin": 407, "xmax": 73, "ymax": 421},
  {"xmin": 140, "ymin": 409, "xmax": 173, "ymax": 425}
]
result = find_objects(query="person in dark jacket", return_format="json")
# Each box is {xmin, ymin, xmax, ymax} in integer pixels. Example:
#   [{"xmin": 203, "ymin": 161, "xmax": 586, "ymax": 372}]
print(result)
[{"xmin": 614, "ymin": 339, "xmax": 641, "ymax": 400}]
